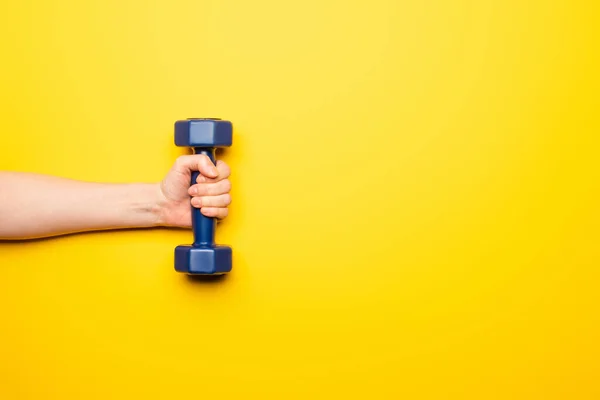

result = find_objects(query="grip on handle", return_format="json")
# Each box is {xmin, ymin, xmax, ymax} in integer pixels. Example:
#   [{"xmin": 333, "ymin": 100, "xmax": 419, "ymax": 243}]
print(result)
[{"xmin": 191, "ymin": 147, "xmax": 216, "ymax": 247}]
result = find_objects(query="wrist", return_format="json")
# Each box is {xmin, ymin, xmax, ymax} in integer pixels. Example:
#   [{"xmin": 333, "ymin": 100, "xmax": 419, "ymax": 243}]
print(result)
[
  {"xmin": 152, "ymin": 182, "xmax": 169, "ymax": 226},
  {"xmin": 120, "ymin": 183, "xmax": 165, "ymax": 228}
]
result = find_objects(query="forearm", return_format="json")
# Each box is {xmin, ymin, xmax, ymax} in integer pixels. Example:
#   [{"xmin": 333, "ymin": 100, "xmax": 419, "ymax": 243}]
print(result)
[{"xmin": 0, "ymin": 172, "xmax": 163, "ymax": 240}]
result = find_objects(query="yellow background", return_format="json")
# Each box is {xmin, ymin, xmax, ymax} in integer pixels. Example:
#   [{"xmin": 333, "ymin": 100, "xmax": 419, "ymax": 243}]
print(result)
[{"xmin": 0, "ymin": 0, "xmax": 598, "ymax": 398}]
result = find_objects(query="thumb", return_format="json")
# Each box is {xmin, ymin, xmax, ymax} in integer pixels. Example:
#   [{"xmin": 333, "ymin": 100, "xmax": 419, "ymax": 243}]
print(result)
[{"xmin": 175, "ymin": 154, "xmax": 218, "ymax": 178}]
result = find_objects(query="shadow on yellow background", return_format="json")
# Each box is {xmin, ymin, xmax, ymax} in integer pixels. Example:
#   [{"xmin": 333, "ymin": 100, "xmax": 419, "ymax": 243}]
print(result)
[{"xmin": 0, "ymin": 0, "xmax": 598, "ymax": 398}]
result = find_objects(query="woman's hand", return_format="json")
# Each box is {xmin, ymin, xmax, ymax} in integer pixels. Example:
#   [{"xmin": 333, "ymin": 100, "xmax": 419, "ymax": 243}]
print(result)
[{"xmin": 157, "ymin": 154, "xmax": 232, "ymax": 227}]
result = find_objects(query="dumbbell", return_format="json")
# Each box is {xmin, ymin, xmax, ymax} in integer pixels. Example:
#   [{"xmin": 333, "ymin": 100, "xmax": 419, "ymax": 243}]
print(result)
[{"xmin": 173, "ymin": 118, "xmax": 233, "ymax": 275}]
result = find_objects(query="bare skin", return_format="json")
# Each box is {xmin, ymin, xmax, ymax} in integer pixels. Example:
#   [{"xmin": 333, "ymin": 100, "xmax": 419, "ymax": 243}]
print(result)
[{"xmin": 0, "ymin": 154, "xmax": 231, "ymax": 240}]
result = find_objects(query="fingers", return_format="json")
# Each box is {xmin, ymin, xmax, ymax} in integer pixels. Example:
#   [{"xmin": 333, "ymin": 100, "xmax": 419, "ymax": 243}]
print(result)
[
  {"xmin": 189, "ymin": 175, "xmax": 232, "ymax": 220},
  {"xmin": 188, "ymin": 178, "xmax": 231, "ymax": 197},
  {"xmin": 196, "ymin": 160, "xmax": 231, "ymax": 183},
  {"xmin": 200, "ymin": 207, "xmax": 229, "ymax": 219},
  {"xmin": 176, "ymin": 156, "xmax": 232, "ymax": 220},
  {"xmin": 191, "ymin": 193, "xmax": 231, "ymax": 208}
]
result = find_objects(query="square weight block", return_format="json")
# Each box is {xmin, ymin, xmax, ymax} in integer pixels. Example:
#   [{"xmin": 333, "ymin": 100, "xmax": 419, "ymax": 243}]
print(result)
[
  {"xmin": 174, "ymin": 118, "xmax": 232, "ymax": 148},
  {"xmin": 174, "ymin": 245, "xmax": 232, "ymax": 275}
]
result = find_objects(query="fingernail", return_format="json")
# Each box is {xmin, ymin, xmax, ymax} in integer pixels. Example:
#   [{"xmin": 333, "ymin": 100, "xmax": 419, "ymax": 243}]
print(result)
[
  {"xmin": 197, "ymin": 175, "xmax": 206, "ymax": 183},
  {"xmin": 190, "ymin": 187, "xmax": 197, "ymax": 195}
]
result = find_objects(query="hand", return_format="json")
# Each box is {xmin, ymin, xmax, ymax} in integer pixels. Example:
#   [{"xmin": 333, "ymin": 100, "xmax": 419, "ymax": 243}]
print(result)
[{"xmin": 157, "ymin": 155, "xmax": 232, "ymax": 227}]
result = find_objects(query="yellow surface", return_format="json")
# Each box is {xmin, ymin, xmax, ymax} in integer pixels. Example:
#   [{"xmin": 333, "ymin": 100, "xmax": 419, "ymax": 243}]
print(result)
[{"xmin": 0, "ymin": 0, "xmax": 598, "ymax": 398}]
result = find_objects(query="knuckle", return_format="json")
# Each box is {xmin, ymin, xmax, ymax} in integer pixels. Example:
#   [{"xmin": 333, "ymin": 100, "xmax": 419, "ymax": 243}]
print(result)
[
  {"xmin": 216, "ymin": 160, "xmax": 230, "ymax": 174},
  {"xmin": 222, "ymin": 164, "xmax": 231, "ymax": 177}
]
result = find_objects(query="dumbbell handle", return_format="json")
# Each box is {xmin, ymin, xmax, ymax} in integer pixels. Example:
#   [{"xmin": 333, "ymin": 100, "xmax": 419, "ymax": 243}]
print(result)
[{"xmin": 191, "ymin": 147, "xmax": 216, "ymax": 247}]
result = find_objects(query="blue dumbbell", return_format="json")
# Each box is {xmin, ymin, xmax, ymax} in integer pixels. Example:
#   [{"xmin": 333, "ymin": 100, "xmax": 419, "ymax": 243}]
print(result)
[{"xmin": 173, "ymin": 118, "xmax": 233, "ymax": 275}]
